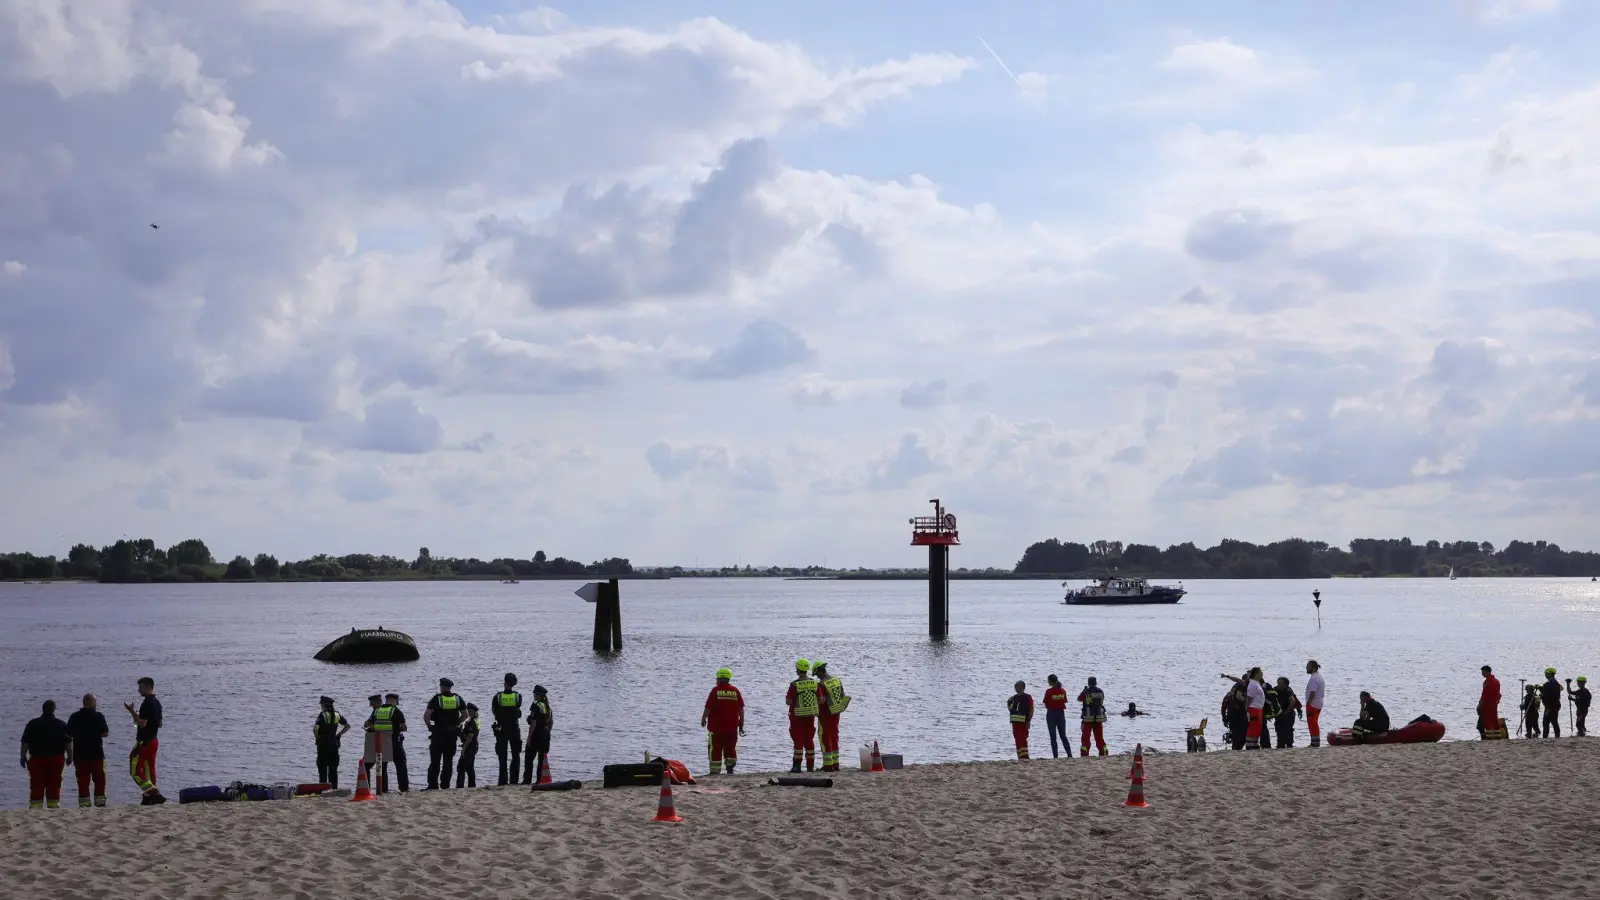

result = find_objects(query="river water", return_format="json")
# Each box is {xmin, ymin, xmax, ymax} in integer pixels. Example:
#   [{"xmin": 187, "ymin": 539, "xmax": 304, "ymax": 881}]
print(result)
[{"xmin": 3, "ymin": 576, "xmax": 1597, "ymax": 809}]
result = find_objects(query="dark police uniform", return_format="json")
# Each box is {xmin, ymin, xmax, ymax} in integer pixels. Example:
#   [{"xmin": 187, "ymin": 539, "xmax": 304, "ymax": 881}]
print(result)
[
  {"xmin": 491, "ymin": 687, "xmax": 523, "ymax": 785},
  {"xmin": 456, "ymin": 714, "xmax": 480, "ymax": 788},
  {"xmin": 522, "ymin": 691, "xmax": 552, "ymax": 784},
  {"xmin": 426, "ymin": 691, "xmax": 465, "ymax": 789},
  {"xmin": 314, "ymin": 704, "xmax": 348, "ymax": 787}
]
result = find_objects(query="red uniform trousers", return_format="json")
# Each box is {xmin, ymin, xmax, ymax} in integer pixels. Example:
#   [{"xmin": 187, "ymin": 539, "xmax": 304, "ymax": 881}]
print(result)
[
  {"xmin": 788, "ymin": 716, "xmax": 817, "ymax": 769},
  {"xmin": 1307, "ymin": 707, "xmax": 1322, "ymax": 745},
  {"xmin": 819, "ymin": 712, "xmax": 841, "ymax": 771},
  {"xmin": 707, "ymin": 730, "xmax": 739, "ymax": 773},
  {"xmin": 27, "ymin": 755, "xmax": 65, "ymax": 808},
  {"xmin": 130, "ymin": 739, "xmax": 159, "ymax": 793},
  {"xmin": 1245, "ymin": 708, "xmax": 1264, "ymax": 748},
  {"xmin": 75, "ymin": 759, "xmax": 107, "ymax": 806},
  {"xmin": 1080, "ymin": 721, "xmax": 1106, "ymax": 756},
  {"xmin": 1011, "ymin": 722, "xmax": 1030, "ymax": 759}
]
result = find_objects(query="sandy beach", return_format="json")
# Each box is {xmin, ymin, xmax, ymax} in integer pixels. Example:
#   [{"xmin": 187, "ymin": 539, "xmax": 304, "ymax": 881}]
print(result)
[{"xmin": 3, "ymin": 738, "xmax": 1594, "ymax": 899}]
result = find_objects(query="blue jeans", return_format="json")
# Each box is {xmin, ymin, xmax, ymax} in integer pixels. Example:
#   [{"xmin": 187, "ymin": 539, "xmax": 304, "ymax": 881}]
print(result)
[{"xmin": 1045, "ymin": 709, "xmax": 1069, "ymax": 758}]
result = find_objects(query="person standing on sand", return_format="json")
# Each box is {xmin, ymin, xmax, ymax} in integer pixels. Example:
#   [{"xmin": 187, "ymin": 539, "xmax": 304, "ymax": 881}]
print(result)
[
  {"xmin": 1304, "ymin": 661, "xmax": 1326, "ymax": 747},
  {"xmin": 1477, "ymin": 666, "xmax": 1501, "ymax": 739},
  {"xmin": 814, "ymin": 661, "xmax": 849, "ymax": 772},
  {"xmin": 456, "ymin": 704, "xmax": 479, "ymax": 788},
  {"xmin": 491, "ymin": 673, "xmax": 523, "ymax": 785},
  {"xmin": 1244, "ymin": 668, "xmax": 1267, "ymax": 750},
  {"xmin": 1568, "ymin": 677, "xmax": 1591, "ymax": 737},
  {"xmin": 1539, "ymin": 669, "xmax": 1563, "ymax": 738},
  {"xmin": 1273, "ymin": 677, "xmax": 1302, "ymax": 749},
  {"xmin": 1043, "ymin": 675, "xmax": 1070, "ymax": 759},
  {"xmin": 1221, "ymin": 677, "xmax": 1248, "ymax": 750},
  {"xmin": 66, "ymin": 694, "xmax": 109, "ymax": 807},
  {"xmin": 1007, "ymin": 681, "xmax": 1034, "ymax": 760},
  {"xmin": 701, "ymin": 668, "xmax": 745, "ymax": 775},
  {"xmin": 1520, "ymin": 685, "xmax": 1540, "ymax": 739},
  {"xmin": 20, "ymin": 699, "xmax": 70, "ymax": 809},
  {"xmin": 1077, "ymin": 676, "xmax": 1108, "ymax": 756},
  {"xmin": 523, "ymin": 686, "xmax": 553, "ymax": 784},
  {"xmin": 313, "ymin": 696, "xmax": 349, "ymax": 788},
  {"xmin": 124, "ymin": 677, "xmax": 166, "ymax": 805},
  {"xmin": 424, "ymin": 678, "xmax": 465, "ymax": 790},
  {"xmin": 785, "ymin": 658, "xmax": 820, "ymax": 773},
  {"xmin": 362, "ymin": 694, "xmax": 395, "ymax": 792},
  {"xmin": 384, "ymin": 693, "xmax": 410, "ymax": 791}
]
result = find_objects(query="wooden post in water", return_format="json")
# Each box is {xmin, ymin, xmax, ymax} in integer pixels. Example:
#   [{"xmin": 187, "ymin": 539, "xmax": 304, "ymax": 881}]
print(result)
[
  {"xmin": 591, "ymin": 584, "xmax": 612, "ymax": 653},
  {"xmin": 910, "ymin": 499, "xmax": 959, "ymax": 642},
  {"xmin": 608, "ymin": 578, "xmax": 623, "ymax": 651}
]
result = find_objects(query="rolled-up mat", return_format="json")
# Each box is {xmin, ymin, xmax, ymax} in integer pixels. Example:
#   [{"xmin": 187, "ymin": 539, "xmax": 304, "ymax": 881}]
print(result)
[
  {"xmin": 768, "ymin": 776, "xmax": 833, "ymax": 788},
  {"xmin": 530, "ymin": 779, "xmax": 583, "ymax": 792}
]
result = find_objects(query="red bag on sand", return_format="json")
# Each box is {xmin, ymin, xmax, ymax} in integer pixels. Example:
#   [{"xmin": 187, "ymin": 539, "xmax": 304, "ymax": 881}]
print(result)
[{"xmin": 663, "ymin": 759, "xmax": 695, "ymax": 785}]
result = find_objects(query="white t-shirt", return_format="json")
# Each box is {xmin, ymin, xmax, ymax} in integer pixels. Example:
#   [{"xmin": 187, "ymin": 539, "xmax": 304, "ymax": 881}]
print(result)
[
  {"xmin": 1246, "ymin": 680, "xmax": 1266, "ymax": 710},
  {"xmin": 1306, "ymin": 673, "xmax": 1326, "ymax": 710}
]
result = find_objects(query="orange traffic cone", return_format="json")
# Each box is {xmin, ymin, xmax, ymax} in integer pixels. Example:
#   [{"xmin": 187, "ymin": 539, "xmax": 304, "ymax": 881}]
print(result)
[
  {"xmin": 652, "ymin": 780, "xmax": 683, "ymax": 823},
  {"xmin": 870, "ymin": 741, "xmax": 886, "ymax": 773},
  {"xmin": 350, "ymin": 758, "xmax": 376, "ymax": 802},
  {"xmin": 537, "ymin": 755, "xmax": 553, "ymax": 785},
  {"xmin": 1123, "ymin": 743, "xmax": 1149, "ymax": 809}
]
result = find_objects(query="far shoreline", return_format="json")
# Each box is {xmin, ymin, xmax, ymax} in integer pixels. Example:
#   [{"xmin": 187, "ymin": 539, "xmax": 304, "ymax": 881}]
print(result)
[{"xmin": 3, "ymin": 572, "xmax": 1594, "ymax": 585}]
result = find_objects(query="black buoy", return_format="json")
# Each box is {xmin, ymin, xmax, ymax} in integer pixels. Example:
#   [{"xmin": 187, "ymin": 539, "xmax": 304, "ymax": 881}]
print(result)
[{"xmin": 314, "ymin": 628, "xmax": 419, "ymax": 663}]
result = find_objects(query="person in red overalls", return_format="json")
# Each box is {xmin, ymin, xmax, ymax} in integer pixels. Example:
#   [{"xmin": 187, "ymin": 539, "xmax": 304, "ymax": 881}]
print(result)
[
  {"xmin": 785, "ymin": 658, "xmax": 820, "ymax": 773},
  {"xmin": 813, "ymin": 661, "xmax": 849, "ymax": 772},
  {"xmin": 1007, "ymin": 681, "xmax": 1034, "ymax": 760},
  {"xmin": 701, "ymin": 667, "xmax": 745, "ymax": 775}
]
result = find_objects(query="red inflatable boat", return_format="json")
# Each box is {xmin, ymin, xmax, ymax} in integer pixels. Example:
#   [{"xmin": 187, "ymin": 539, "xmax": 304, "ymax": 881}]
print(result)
[{"xmin": 1328, "ymin": 720, "xmax": 1447, "ymax": 746}]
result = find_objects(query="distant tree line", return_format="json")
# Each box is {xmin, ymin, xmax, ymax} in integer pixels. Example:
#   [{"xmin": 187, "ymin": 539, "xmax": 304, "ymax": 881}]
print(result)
[
  {"xmin": 0, "ymin": 539, "xmax": 634, "ymax": 583},
  {"xmin": 1014, "ymin": 537, "xmax": 1600, "ymax": 578}
]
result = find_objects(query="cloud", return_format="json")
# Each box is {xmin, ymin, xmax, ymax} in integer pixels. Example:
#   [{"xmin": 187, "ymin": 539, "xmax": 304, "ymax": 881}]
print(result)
[
  {"xmin": 1466, "ymin": 0, "xmax": 1563, "ymax": 24},
  {"xmin": 306, "ymin": 397, "xmax": 444, "ymax": 455},
  {"xmin": 645, "ymin": 440, "xmax": 776, "ymax": 491},
  {"xmin": 2, "ymin": 261, "xmax": 23, "ymax": 276},
  {"xmin": 674, "ymin": 320, "xmax": 814, "ymax": 380},
  {"xmin": 1184, "ymin": 208, "xmax": 1295, "ymax": 262},
  {"xmin": 455, "ymin": 139, "xmax": 807, "ymax": 309},
  {"xmin": 898, "ymin": 380, "xmax": 989, "ymax": 410},
  {"xmin": 868, "ymin": 432, "xmax": 943, "ymax": 489},
  {"xmin": 4, "ymin": 2, "xmax": 1600, "ymax": 566}
]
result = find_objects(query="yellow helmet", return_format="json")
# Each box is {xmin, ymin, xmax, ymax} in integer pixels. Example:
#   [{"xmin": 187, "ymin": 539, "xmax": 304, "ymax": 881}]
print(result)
[
  {"xmin": 715, "ymin": 667, "xmax": 733, "ymax": 680},
  {"xmin": 796, "ymin": 658, "xmax": 811, "ymax": 672},
  {"xmin": 1580, "ymin": 676, "xmax": 1589, "ymax": 683},
  {"xmin": 812, "ymin": 660, "xmax": 827, "ymax": 671},
  {"xmin": 1545, "ymin": 667, "xmax": 1557, "ymax": 676}
]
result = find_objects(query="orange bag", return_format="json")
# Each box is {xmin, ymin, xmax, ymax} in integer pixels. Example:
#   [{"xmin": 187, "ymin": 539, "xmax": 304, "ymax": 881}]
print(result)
[{"xmin": 663, "ymin": 759, "xmax": 696, "ymax": 785}]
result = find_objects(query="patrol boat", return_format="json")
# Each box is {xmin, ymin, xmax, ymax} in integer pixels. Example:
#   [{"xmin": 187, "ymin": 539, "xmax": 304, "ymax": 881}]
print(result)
[{"xmin": 1062, "ymin": 575, "xmax": 1185, "ymax": 605}]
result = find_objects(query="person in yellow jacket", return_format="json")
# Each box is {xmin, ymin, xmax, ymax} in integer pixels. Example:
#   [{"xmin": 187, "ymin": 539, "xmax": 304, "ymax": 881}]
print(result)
[
  {"xmin": 785, "ymin": 658, "xmax": 820, "ymax": 773},
  {"xmin": 813, "ymin": 661, "xmax": 850, "ymax": 772}
]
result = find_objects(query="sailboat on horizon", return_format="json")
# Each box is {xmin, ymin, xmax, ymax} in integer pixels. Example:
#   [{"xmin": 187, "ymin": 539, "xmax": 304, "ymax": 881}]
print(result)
[{"xmin": 1448, "ymin": 566, "xmax": 1457, "ymax": 581}]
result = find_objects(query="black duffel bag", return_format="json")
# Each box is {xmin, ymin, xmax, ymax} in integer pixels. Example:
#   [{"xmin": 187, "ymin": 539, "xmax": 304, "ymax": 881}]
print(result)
[{"xmin": 602, "ymin": 759, "xmax": 666, "ymax": 788}]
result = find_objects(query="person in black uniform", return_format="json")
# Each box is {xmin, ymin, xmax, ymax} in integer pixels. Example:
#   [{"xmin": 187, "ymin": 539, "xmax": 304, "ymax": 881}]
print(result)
[
  {"xmin": 523, "ymin": 685, "xmax": 553, "ymax": 786},
  {"xmin": 424, "ymin": 678, "xmax": 465, "ymax": 790},
  {"xmin": 384, "ymin": 693, "xmax": 410, "ymax": 792},
  {"xmin": 456, "ymin": 704, "xmax": 480, "ymax": 788},
  {"xmin": 1569, "ymin": 676, "xmax": 1592, "ymax": 737},
  {"xmin": 491, "ymin": 673, "xmax": 523, "ymax": 785},
  {"xmin": 312, "ymin": 696, "xmax": 350, "ymax": 787}
]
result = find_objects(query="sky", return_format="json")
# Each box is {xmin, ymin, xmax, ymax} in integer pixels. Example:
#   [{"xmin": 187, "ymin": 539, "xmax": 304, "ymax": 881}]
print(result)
[{"xmin": 2, "ymin": 0, "xmax": 1598, "ymax": 569}]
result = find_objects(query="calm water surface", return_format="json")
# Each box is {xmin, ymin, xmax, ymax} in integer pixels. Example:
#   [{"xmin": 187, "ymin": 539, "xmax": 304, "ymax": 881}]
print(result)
[{"xmin": 3, "ymin": 577, "xmax": 1597, "ymax": 809}]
